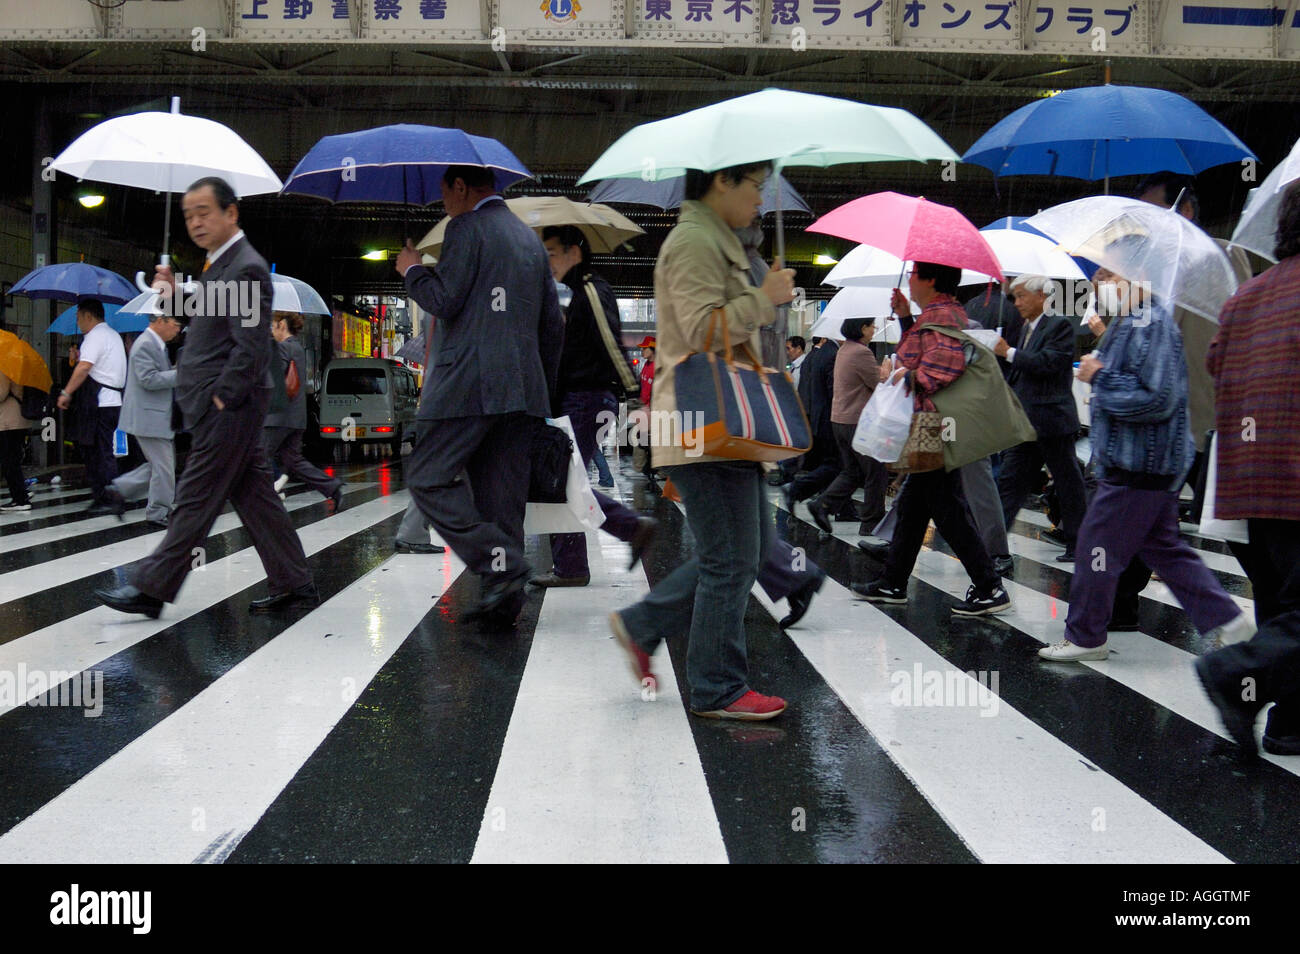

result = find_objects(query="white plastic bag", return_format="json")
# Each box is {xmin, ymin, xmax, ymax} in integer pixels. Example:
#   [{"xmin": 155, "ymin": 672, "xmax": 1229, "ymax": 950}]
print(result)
[
  {"xmin": 523, "ymin": 416, "xmax": 606, "ymax": 535},
  {"xmin": 1198, "ymin": 432, "xmax": 1248, "ymax": 544},
  {"xmin": 853, "ymin": 377, "xmax": 913, "ymax": 463}
]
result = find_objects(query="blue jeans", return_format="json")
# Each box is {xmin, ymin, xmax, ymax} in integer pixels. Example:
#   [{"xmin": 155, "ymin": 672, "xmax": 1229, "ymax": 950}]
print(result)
[
  {"xmin": 591, "ymin": 448, "xmax": 614, "ymax": 485},
  {"xmin": 619, "ymin": 460, "xmax": 766, "ymax": 711}
]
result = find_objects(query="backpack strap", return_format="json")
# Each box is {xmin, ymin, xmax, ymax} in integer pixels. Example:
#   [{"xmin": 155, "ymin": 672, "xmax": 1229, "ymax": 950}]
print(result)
[{"xmin": 583, "ymin": 277, "xmax": 637, "ymax": 394}]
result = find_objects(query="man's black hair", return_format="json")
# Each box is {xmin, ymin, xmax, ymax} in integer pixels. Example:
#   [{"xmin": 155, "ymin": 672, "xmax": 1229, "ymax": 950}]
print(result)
[
  {"xmin": 683, "ymin": 160, "xmax": 774, "ymax": 202},
  {"xmin": 1277, "ymin": 180, "xmax": 1300, "ymax": 261},
  {"xmin": 786, "ymin": 335, "xmax": 806, "ymax": 352},
  {"xmin": 840, "ymin": 318, "xmax": 873, "ymax": 342},
  {"xmin": 186, "ymin": 176, "xmax": 239, "ymax": 210},
  {"xmin": 1135, "ymin": 171, "xmax": 1200, "ymax": 221},
  {"xmin": 542, "ymin": 225, "xmax": 588, "ymax": 265},
  {"xmin": 77, "ymin": 299, "xmax": 105, "ymax": 321},
  {"xmin": 913, "ymin": 261, "xmax": 961, "ymax": 296},
  {"xmin": 443, "ymin": 165, "xmax": 496, "ymax": 191}
]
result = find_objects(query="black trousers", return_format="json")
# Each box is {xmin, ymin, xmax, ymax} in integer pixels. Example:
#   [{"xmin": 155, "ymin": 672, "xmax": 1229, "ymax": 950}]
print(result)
[
  {"xmin": 81, "ymin": 404, "xmax": 121, "ymax": 502},
  {"xmin": 1209, "ymin": 519, "xmax": 1300, "ymax": 731},
  {"xmin": 884, "ymin": 467, "xmax": 999, "ymax": 591},
  {"xmin": 132, "ymin": 392, "xmax": 312, "ymax": 603},
  {"xmin": 999, "ymin": 434, "xmax": 1088, "ymax": 546},
  {"xmin": 815, "ymin": 420, "xmax": 887, "ymax": 532},
  {"xmin": 0, "ymin": 429, "xmax": 29, "ymax": 505},
  {"xmin": 263, "ymin": 426, "xmax": 341, "ymax": 499},
  {"xmin": 407, "ymin": 413, "xmax": 535, "ymax": 581}
]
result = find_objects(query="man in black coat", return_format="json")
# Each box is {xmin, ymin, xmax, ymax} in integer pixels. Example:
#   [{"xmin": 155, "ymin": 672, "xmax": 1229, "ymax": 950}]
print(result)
[
  {"xmin": 790, "ymin": 336, "xmax": 847, "ymax": 511},
  {"xmin": 95, "ymin": 177, "xmax": 314, "ymax": 617},
  {"xmin": 394, "ymin": 165, "xmax": 564, "ymax": 624},
  {"xmin": 993, "ymin": 274, "xmax": 1088, "ymax": 562}
]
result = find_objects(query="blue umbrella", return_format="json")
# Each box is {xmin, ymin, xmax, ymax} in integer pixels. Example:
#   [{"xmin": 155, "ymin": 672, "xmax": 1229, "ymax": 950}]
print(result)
[
  {"xmin": 587, "ymin": 173, "xmax": 811, "ymax": 217},
  {"xmin": 281, "ymin": 124, "xmax": 532, "ymax": 203},
  {"xmin": 11, "ymin": 262, "xmax": 138, "ymax": 305},
  {"xmin": 48, "ymin": 303, "xmax": 150, "ymax": 335},
  {"xmin": 962, "ymin": 85, "xmax": 1255, "ymax": 184}
]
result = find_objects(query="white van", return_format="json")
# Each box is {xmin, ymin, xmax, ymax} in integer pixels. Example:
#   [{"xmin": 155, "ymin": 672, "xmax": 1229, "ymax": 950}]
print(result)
[{"xmin": 318, "ymin": 358, "xmax": 419, "ymax": 457}]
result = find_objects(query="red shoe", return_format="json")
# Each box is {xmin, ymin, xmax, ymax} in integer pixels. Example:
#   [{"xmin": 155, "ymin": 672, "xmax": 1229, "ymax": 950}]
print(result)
[
  {"xmin": 609, "ymin": 612, "xmax": 657, "ymax": 696},
  {"xmin": 692, "ymin": 690, "xmax": 787, "ymax": 721}
]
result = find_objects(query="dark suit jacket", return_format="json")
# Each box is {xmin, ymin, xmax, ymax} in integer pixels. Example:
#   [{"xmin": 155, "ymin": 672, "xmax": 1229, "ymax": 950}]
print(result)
[
  {"xmin": 1000, "ymin": 311, "xmax": 1079, "ymax": 438},
  {"xmin": 264, "ymin": 335, "xmax": 307, "ymax": 431},
  {"xmin": 404, "ymin": 199, "xmax": 564, "ymax": 420},
  {"xmin": 175, "ymin": 235, "xmax": 275, "ymax": 430},
  {"xmin": 797, "ymin": 339, "xmax": 838, "ymax": 441}
]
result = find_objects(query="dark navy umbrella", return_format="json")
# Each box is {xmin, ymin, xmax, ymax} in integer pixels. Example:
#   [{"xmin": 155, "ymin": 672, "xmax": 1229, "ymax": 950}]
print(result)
[
  {"xmin": 281, "ymin": 124, "xmax": 533, "ymax": 203},
  {"xmin": 11, "ymin": 262, "xmax": 138, "ymax": 305},
  {"xmin": 962, "ymin": 85, "xmax": 1254, "ymax": 184},
  {"xmin": 587, "ymin": 173, "xmax": 811, "ymax": 217}
]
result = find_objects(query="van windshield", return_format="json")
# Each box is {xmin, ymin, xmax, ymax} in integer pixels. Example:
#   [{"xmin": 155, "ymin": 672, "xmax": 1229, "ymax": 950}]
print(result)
[{"xmin": 327, "ymin": 369, "xmax": 387, "ymax": 395}]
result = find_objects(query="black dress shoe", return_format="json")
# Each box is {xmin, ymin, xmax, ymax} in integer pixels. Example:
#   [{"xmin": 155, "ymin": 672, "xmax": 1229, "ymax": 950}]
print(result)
[
  {"xmin": 627, "ymin": 516, "xmax": 658, "ymax": 571},
  {"xmin": 395, "ymin": 540, "xmax": 445, "ymax": 554},
  {"xmin": 857, "ymin": 537, "xmax": 890, "ymax": 559},
  {"xmin": 1041, "ymin": 527, "xmax": 1069, "ymax": 546},
  {"xmin": 94, "ymin": 583, "xmax": 164, "ymax": 619},
  {"xmin": 1055, "ymin": 550, "xmax": 1076, "ymax": 563},
  {"xmin": 806, "ymin": 498, "xmax": 833, "ymax": 534},
  {"xmin": 249, "ymin": 582, "xmax": 319, "ymax": 613},
  {"xmin": 475, "ymin": 572, "xmax": 529, "ymax": 617},
  {"xmin": 328, "ymin": 487, "xmax": 345, "ymax": 514},
  {"xmin": 779, "ymin": 573, "xmax": 825, "ymax": 629},
  {"xmin": 144, "ymin": 519, "xmax": 169, "ymax": 531},
  {"xmin": 86, "ymin": 493, "xmax": 126, "ymax": 520},
  {"xmin": 1263, "ymin": 709, "xmax": 1300, "ymax": 756},
  {"xmin": 1194, "ymin": 655, "xmax": 1262, "ymax": 759},
  {"xmin": 1107, "ymin": 616, "xmax": 1140, "ymax": 632}
]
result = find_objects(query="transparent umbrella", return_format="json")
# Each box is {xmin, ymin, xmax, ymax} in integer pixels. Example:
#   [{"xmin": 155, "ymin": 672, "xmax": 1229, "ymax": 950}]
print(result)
[
  {"xmin": 1025, "ymin": 196, "xmax": 1237, "ymax": 322},
  {"xmin": 1230, "ymin": 135, "xmax": 1300, "ymax": 263}
]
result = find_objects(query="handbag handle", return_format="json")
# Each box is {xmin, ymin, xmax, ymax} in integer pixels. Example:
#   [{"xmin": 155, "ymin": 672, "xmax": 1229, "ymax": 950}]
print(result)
[{"xmin": 702, "ymin": 307, "xmax": 770, "ymax": 383}]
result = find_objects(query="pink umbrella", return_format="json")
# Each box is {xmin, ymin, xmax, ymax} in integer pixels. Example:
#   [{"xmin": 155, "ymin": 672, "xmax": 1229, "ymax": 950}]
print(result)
[{"xmin": 808, "ymin": 192, "xmax": 1004, "ymax": 282}]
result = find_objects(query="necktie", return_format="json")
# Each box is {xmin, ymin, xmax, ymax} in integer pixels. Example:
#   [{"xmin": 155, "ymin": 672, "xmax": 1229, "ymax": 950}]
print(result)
[
  {"xmin": 1019, "ymin": 321, "xmax": 1032, "ymax": 349},
  {"xmin": 202, "ymin": 260, "xmax": 211, "ymax": 273}
]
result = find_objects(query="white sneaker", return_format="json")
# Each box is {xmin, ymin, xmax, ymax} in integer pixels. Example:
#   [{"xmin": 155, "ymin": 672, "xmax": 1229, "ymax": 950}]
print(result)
[
  {"xmin": 1038, "ymin": 640, "xmax": 1109, "ymax": 662},
  {"xmin": 1211, "ymin": 613, "xmax": 1256, "ymax": 649},
  {"xmin": 1, "ymin": 503, "xmax": 31, "ymax": 512},
  {"xmin": 273, "ymin": 474, "xmax": 290, "ymax": 493}
]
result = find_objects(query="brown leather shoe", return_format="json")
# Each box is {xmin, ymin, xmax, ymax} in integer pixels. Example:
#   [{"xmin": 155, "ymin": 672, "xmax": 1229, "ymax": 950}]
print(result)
[{"xmin": 528, "ymin": 573, "xmax": 590, "ymax": 588}]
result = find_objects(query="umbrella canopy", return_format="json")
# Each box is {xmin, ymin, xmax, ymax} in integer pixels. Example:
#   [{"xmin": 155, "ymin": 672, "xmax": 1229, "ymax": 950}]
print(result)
[
  {"xmin": 809, "ymin": 290, "xmax": 910, "ymax": 342},
  {"xmin": 1025, "ymin": 196, "xmax": 1237, "ymax": 322},
  {"xmin": 0, "ymin": 330, "xmax": 53, "ymax": 394},
  {"xmin": 1230, "ymin": 136, "xmax": 1300, "ymax": 263},
  {"xmin": 417, "ymin": 196, "xmax": 643, "ymax": 257},
  {"xmin": 270, "ymin": 274, "xmax": 331, "ymax": 316},
  {"xmin": 282, "ymin": 124, "xmax": 532, "ymax": 203},
  {"xmin": 962, "ymin": 85, "xmax": 1255, "ymax": 180},
  {"xmin": 587, "ymin": 173, "xmax": 811, "ymax": 217},
  {"xmin": 810, "ymin": 193, "xmax": 1004, "ymax": 281},
  {"xmin": 48, "ymin": 303, "xmax": 149, "ymax": 335},
  {"xmin": 825, "ymin": 243, "xmax": 1001, "ymax": 289},
  {"xmin": 579, "ymin": 89, "xmax": 958, "ymax": 184},
  {"xmin": 977, "ymin": 228, "xmax": 1087, "ymax": 281},
  {"xmin": 50, "ymin": 108, "xmax": 282, "ymax": 197},
  {"xmin": 11, "ymin": 262, "xmax": 138, "ymax": 305}
]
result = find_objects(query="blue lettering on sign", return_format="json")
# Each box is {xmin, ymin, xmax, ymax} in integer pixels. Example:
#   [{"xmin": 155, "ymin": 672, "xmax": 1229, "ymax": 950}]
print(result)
[{"xmin": 1182, "ymin": 5, "xmax": 1299, "ymax": 27}]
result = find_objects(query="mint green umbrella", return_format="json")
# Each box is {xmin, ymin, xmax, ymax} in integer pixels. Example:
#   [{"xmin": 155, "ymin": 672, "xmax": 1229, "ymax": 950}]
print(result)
[{"xmin": 577, "ymin": 88, "xmax": 959, "ymax": 261}]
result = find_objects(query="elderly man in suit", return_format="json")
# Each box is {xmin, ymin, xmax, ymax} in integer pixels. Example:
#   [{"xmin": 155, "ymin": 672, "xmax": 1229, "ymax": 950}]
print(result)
[
  {"xmin": 101, "ymin": 311, "xmax": 183, "ymax": 527},
  {"xmin": 394, "ymin": 164, "xmax": 564, "ymax": 625},
  {"xmin": 94, "ymin": 176, "xmax": 314, "ymax": 618},
  {"xmin": 993, "ymin": 274, "xmax": 1089, "ymax": 563}
]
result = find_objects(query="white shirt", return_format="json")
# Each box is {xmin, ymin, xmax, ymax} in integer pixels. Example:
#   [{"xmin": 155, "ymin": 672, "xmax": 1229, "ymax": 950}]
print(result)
[
  {"xmin": 205, "ymin": 229, "xmax": 245, "ymax": 270},
  {"xmin": 1006, "ymin": 313, "xmax": 1042, "ymax": 364},
  {"xmin": 789, "ymin": 353, "xmax": 806, "ymax": 388},
  {"xmin": 78, "ymin": 322, "xmax": 127, "ymax": 407}
]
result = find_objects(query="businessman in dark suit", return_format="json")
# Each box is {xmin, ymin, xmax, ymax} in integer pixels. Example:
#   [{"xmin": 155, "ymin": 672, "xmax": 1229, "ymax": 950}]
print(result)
[
  {"xmin": 394, "ymin": 164, "xmax": 564, "ymax": 625},
  {"xmin": 993, "ymin": 274, "xmax": 1088, "ymax": 562},
  {"xmin": 95, "ymin": 177, "xmax": 314, "ymax": 618}
]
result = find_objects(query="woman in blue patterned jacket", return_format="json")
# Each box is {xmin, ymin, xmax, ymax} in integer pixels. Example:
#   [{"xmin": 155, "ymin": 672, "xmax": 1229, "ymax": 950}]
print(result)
[{"xmin": 1038, "ymin": 267, "xmax": 1254, "ymax": 662}]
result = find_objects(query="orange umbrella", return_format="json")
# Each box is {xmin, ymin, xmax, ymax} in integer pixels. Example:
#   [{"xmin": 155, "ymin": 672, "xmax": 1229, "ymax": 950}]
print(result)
[{"xmin": 0, "ymin": 330, "xmax": 53, "ymax": 394}]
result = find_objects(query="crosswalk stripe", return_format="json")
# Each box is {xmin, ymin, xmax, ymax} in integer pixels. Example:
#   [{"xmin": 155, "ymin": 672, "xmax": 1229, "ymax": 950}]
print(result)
[
  {"xmin": 0, "ymin": 536, "xmax": 465, "ymax": 863},
  {"xmin": 471, "ymin": 534, "xmax": 728, "ymax": 864}
]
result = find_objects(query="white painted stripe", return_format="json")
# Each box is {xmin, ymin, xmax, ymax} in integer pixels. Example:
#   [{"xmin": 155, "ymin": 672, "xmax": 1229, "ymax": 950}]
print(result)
[
  {"xmin": 727, "ymin": 369, "xmax": 755, "ymax": 440},
  {"xmin": 759, "ymin": 379, "xmax": 793, "ymax": 447},
  {"xmin": 0, "ymin": 492, "xmax": 408, "ymax": 717},
  {"xmin": 0, "ymin": 543, "xmax": 466, "ymax": 863},
  {"xmin": 0, "ymin": 483, "xmax": 375, "ymax": 600},
  {"xmin": 472, "ymin": 533, "xmax": 727, "ymax": 864},
  {"xmin": 753, "ymin": 577, "xmax": 1227, "ymax": 862}
]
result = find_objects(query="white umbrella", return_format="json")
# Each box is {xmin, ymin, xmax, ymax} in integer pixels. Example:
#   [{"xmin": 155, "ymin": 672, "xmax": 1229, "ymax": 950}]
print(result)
[
  {"xmin": 270, "ymin": 274, "xmax": 330, "ymax": 316},
  {"xmin": 826, "ymin": 244, "xmax": 998, "ymax": 288},
  {"xmin": 809, "ymin": 286, "xmax": 915, "ymax": 341},
  {"xmin": 1025, "ymin": 196, "xmax": 1237, "ymax": 322},
  {"xmin": 976, "ymin": 228, "xmax": 1087, "ymax": 281},
  {"xmin": 50, "ymin": 97, "xmax": 282, "ymax": 290},
  {"xmin": 1230, "ymin": 136, "xmax": 1300, "ymax": 263}
]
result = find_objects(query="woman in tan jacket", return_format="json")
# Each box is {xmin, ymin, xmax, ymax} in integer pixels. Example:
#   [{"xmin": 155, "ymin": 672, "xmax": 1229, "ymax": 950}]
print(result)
[
  {"xmin": 0, "ymin": 370, "xmax": 34, "ymax": 511},
  {"xmin": 609, "ymin": 161, "xmax": 797, "ymax": 721}
]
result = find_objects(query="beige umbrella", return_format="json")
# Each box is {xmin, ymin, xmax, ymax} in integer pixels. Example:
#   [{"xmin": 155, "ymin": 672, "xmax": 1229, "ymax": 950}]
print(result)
[{"xmin": 416, "ymin": 196, "xmax": 642, "ymax": 257}]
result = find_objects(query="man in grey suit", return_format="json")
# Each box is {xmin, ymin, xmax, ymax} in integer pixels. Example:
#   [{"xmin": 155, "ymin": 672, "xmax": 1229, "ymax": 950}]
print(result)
[
  {"xmin": 94, "ymin": 176, "xmax": 314, "ymax": 618},
  {"xmin": 394, "ymin": 164, "xmax": 564, "ymax": 625},
  {"xmin": 103, "ymin": 312, "xmax": 183, "ymax": 527}
]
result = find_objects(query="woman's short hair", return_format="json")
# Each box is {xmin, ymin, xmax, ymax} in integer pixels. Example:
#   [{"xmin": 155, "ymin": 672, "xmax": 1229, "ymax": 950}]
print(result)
[
  {"xmin": 683, "ymin": 160, "xmax": 774, "ymax": 202},
  {"xmin": 1276, "ymin": 180, "xmax": 1300, "ymax": 261},
  {"xmin": 839, "ymin": 318, "xmax": 873, "ymax": 342},
  {"xmin": 273, "ymin": 311, "xmax": 304, "ymax": 336}
]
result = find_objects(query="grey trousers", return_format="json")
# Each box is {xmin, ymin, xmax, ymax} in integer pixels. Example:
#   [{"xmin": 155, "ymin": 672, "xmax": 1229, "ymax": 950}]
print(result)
[
  {"xmin": 112, "ymin": 435, "xmax": 174, "ymax": 523},
  {"xmin": 958, "ymin": 457, "xmax": 1010, "ymax": 561},
  {"xmin": 396, "ymin": 498, "xmax": 433, "ymax": 545}
]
